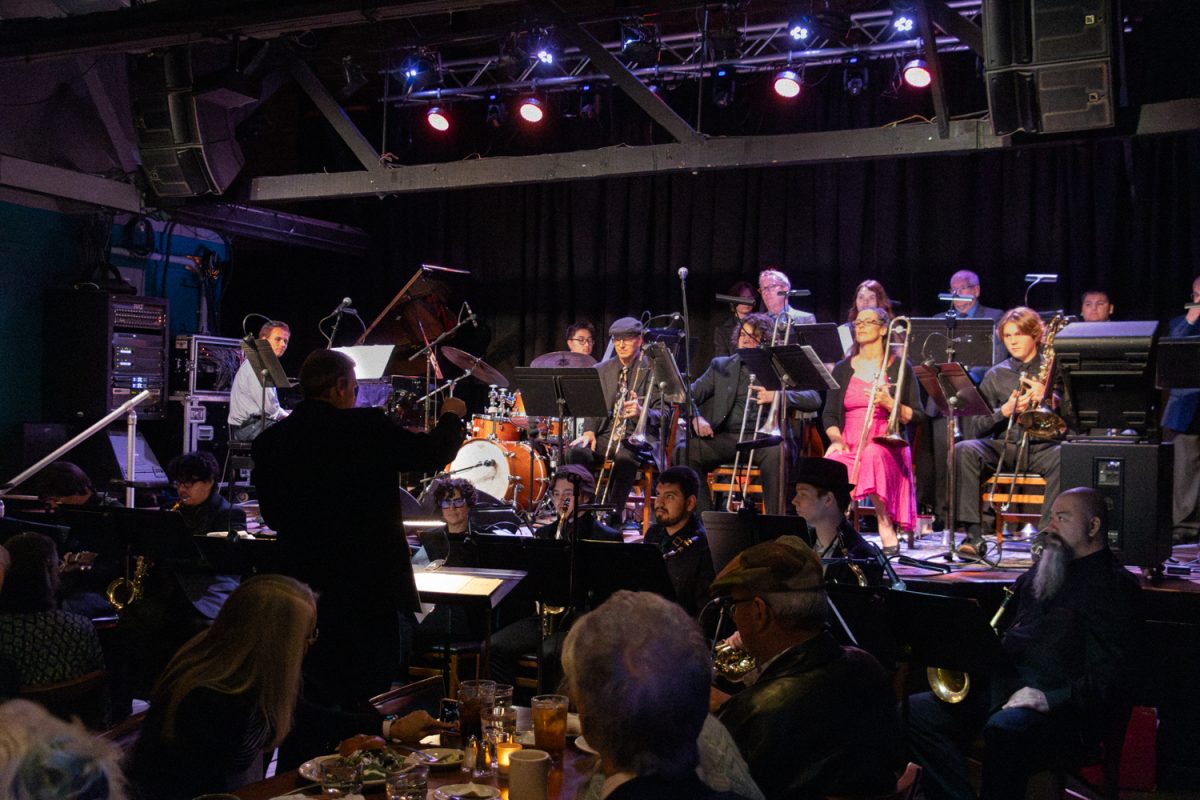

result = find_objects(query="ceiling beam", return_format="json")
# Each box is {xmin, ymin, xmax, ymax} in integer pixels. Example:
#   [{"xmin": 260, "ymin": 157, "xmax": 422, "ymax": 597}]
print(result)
[
  {"xmin": 927, "ymin": 0, "xmax": 984, "ymax": 57},
  {"xmin": 0, "ymin": 155, "xmax": 142, "ymax": 212},
  {"xmin": 168, "ymin": 202, "xmax": 372, "ymax": 256},
  {"xmin": 916, "ymin": 0, "xmax": 951, "ymax": 140},
  {"xmin": 288, "ymin": 55, "xmax": 384, "ymax": 173},
  {"xmin": 248, "ymin": 119, "xmax": 1011, "ymax": 202},
  {"xmin": 538, "ymin": 0, "xmax": 702, "ymax": 145}
]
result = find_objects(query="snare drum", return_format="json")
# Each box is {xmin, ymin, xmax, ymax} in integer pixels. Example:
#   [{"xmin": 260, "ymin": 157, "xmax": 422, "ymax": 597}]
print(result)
[
  {"xmin": 445, "ymin": 438, "xmax": 548, "ymax": 511},
  {"xmin": 469, "ymin": 414, "xmax": 522, "ymax": 442}
]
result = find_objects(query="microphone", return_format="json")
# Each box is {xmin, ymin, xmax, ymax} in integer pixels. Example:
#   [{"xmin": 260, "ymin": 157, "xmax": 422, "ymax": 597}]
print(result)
[
  {"xmin": 784, "ymin": 289, "xmax": 812, "ymax": 298},
  {"xmin": 464, "ymin": 301, "xmax": 478, "ymax": 328},
  {"xmin": 678, "ymin": 267, "xmax": 689, "ymax": 281},
  {"xmin": 334, "ymin": 297, "xmax": 352, "ymax": 313},
  {"xmin": 422, "ymin": 263, "xmax": 472, "ymax": 275}
]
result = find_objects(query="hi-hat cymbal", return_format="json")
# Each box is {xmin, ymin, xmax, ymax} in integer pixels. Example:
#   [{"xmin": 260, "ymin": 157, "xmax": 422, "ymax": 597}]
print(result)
[
  {"xmin": 529, "ymin": 350, "xmax": 597, "ymax": 369},
  {"xmin": 441, "ymin": 346, "xmax": 508, "ymax": 387}
]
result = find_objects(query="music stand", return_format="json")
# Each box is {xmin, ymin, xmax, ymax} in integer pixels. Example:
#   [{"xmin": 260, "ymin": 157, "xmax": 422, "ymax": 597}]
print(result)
[
  {"xmin": 908, "ymin": 317, "xmax": 999, "ymax": 370},
  {"xmin": 792, "ymin": 323, "xmax": 846, "ymax": 364},
  {"xmin": 886, "ymin": 589, "xmax": 1013, "ymax": 679},
  {"xmin": 701, "ymin": 510, "xmax": 807, "ymax": 574},
  {"xmin": 513, "ymin": 367, "xmax": 608, "ymax": 468},
  {"xmin": 240, "ymin": 337, "xmax": 291, "ymax": 439},
  {"xmin": 914, "ymin": 363, "xmax": 992, "ymax": 560},
  {"xmin": 573, "ymin": 540, "xmax": 676, "ymax": 608}
]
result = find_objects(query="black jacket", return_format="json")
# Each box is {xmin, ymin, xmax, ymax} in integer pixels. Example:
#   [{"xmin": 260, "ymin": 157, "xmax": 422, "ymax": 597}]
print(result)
[
  {"xmin": 643, "ymin": 515, "xmax": 715, "ymax": 617},
  {"xmin": 582, "ymin": 353, "xmax": 664, "ymax": 440},
  {"xmin": 717, "ymin": 632, "xmax": 903, "ymax": 800},
  {"xmin": 691, "ymin": 354, "xmax": 821, "ymax": 431},
  {"xmin": 821, "ymin": 356, "xmax": 925, "ymax": 438}
]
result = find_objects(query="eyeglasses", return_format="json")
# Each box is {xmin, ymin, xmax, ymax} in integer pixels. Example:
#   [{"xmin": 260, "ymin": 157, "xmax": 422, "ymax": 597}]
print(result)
[
  {"xmin": 612, "ymin": 335, "xmax": 640, "ymax": 342},
  {"xmin": 439, "ymin": 497, "xmax": 468, "ymax": 509},
  {"xmin": 853, "ymin": 320, "xmax": 883, "ymax": 328},
  {"xmin": 172, "ymin": 479, "xmax": 203, "ymax": 488},
  {"xmin": 759, "ymin": 283, "xmax": 787, "ymax": 293},
  {"xmin": 718, "ymin": 596, "xmax": 757, "ymax": 614},
  {"xmin": 568, "ymin": 336, "xmax": 594, "ymax": 344}
]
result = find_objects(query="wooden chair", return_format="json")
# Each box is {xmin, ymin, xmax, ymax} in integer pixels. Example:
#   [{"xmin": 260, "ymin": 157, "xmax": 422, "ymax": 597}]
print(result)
[
  {"xmin": 706, "ymin": 465, "xmax": 764, "ymax": 511},
  {"xmin": 409, "ymin": 643, "xmax": 480, "ymax": 699},
  {"xmin": 20, "ymin": 669, "xmax": 110, "ymax": 730},
  {"xmin": 982, "ymin": 473, "xmax": 1047, "ymax": 548}
]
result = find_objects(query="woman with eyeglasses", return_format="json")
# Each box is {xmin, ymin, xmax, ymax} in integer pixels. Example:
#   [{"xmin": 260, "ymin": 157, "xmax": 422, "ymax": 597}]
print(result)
[
  {"xmin": 130, "ymin": 574, "xmax": 450, "ymax": 800},
  {"xmin": 821, "ymin": 307, "xmax": 923, "ymax": 556}
]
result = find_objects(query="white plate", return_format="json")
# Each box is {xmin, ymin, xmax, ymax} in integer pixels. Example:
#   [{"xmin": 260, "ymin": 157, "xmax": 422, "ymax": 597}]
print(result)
[
  {"xmin": 433, "ymin": 783, "xmax": 500, "ymax": 800},
  {"xmin": 299, "ymin": 755, "xmax": 385, "ymax": 786},
  {"xmin": 573, "ymin": 734, "xmax": 599, "ymax": 756},
  {"xmin": 298, "ymin": 750, "xmax": 459, "ymax": 784}
]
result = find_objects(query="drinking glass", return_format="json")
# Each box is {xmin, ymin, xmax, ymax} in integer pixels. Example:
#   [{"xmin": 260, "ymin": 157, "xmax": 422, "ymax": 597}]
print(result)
[
  {"xmin": 319, "ymin": 760, "xmax": 363, "ymax": 797},
  {"xmin": 483, "ymin": 684, "xmax": 517, "ymax": 740},
  {"xmin": 385, "ymin": 766, "xmax": 428, "ymax": 800},
  {"xmin": 530, "ymin": 694, "xmax": 568, "ymax": 759},
  {"xmin": 457, "ymin": 679, "xmax": 496, "ymax": 743}
]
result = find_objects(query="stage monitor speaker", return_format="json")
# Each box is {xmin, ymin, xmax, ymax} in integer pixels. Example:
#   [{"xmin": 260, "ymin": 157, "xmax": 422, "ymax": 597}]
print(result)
[
  {"xmin": 1061, "ymin": 440, "xmax": 1173, "ymax": 569},
  {"xmin": 983, "ymin": 0, "xmax": 1116, "ymax": 135},
  {"xmin": 130, "ymin": 49, "xmax": 252, "ymax": 198}
]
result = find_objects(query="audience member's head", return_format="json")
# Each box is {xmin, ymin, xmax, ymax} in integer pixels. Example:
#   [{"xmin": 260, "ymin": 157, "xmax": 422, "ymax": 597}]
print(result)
[
  {"xmin": 1080, "ymin": 290, "xmax": 1113, "ymax": 322},
  {"xmin": 299, "ymin": 350, "xmax": 358, "ymax": 407},
  {"xmin": 0, "ymin": 699, "xmax": 128, "ymax": 800},
  {"xmin": 30, "ymin": 462, "xmax": 95, "ymax": 508},
  {"xmin": 562, "ymin": 591, "xmax": 710, "ymax": 779},
  {"xmin": 165, "ymin": 451, "xmax": 220, "ymax": 509},
  {"xmin": 152, "ymin": 575, "xmax": 316, "ymax": 748},
  {"xmin": 0, "ymin": 533, "xmax": 60, "ymax": 614},
  {"xmin": 711, "ymin": 536, "xmax": 827, "ymax": 662}
]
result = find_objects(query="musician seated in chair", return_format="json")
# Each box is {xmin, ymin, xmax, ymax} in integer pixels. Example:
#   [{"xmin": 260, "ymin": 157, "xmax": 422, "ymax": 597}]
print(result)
[
  {"xmin": 907, "ymin": 488, "xmax": 1143, "ymax": 800},
  {"xmin": 953, "ymin": 307, "xmax": 1063, "ymax": 559},
  {"xmin": 567, "ymin": 317, "xmax": 664, "ymax": 527},
  {"xmin": 534, "ymin": 465, "xmax": 620, "ymax": 542},
  {"xmin": 643, "ymin": 466, "xmax": 714, "ymax": 618},
  {"xmin": 678, "ymin": 313, "xmax": 821, "ymax": 516},
  {"xmin": 789, "ymin": 458, "xmax": 883, "ymax": 586}
]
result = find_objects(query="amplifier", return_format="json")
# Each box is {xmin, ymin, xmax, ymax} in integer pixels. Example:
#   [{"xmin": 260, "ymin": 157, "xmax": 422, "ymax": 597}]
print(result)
[{"xmin": 1061, "ymin": 440, "xmax": 1173, "ymax": 569}]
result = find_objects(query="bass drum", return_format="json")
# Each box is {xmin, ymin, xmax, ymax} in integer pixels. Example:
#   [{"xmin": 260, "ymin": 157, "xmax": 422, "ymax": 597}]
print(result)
[{"xmin": 445, "ymin": 438, "xmax": 548, "ymax": 511}]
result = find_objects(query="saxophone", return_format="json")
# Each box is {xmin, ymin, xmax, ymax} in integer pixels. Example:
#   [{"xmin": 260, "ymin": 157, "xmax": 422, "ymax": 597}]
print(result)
[
  {"xmin": 1017, "ymin": 314, "xmax": 1068, "ymax": 439},
  {"xmin": 106, "ymin": 556, "xmax": 150, "ymax": 613}
]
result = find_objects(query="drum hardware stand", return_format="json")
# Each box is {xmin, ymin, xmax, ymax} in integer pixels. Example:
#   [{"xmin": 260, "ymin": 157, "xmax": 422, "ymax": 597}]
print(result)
[{"xmin": 410, "ymin": 303, "xmax": 479, "ymax": 426}]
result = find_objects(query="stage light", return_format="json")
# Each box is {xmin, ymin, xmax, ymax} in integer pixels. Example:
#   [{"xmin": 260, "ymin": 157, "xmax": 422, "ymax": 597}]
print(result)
[
  {"xmin": 711, "ymin": 66, "xmax": 736, "ymax": 108},
  {"xmin": 531, "ymin": 29, "xmax": 557, "ymax": 67},
  {"xmin": 426, "ymin": 106, "xmax": 450, "ymax": 132},
  {"xmin": 893, "ymin": 15, "xmax": 915, "ymax": 33},
  {"xmin": 518, "ymin": 96, "xmax": 544, "ymax": 123},
  {"xmin": 843, "ymin": 55, "xmax": 868, "ymax": 97},
  {"xmin": 902, "ymin": 58, "xmax": 931, "ymax": 88},
  {"xmin": 773, "ymin": 69, "xmax": 802, "ymax": 98},
  {"xmin": 620, "ymin": 19, "xmax": 660, "ymax": 65},
  {"xmin": 400, "ymin": 52, "xmax": 436, "ymax": 87},
  {"xmin": 536, "ymin": 48, "xmax": 554, "ymax": 65},
  {"xmin": 787, "ymin": 17, "xmax": 811, "ymax": 42},
  {"xmin": 486, "ymin": 93, "xmax": 508, "ymax": 128}
]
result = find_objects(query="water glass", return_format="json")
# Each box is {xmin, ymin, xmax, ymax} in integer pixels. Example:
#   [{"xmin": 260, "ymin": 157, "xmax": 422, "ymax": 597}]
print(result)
[
  {"xmin": 319, "ymin": 760, "xmax": 363, "ymax": 797},
  {"xmin": 530, "ymin": 694, "xmax": 568, "ymax": 760},
  {"xmin": 385, "ymin": 766, "xmax": 428, "ymax": 800}
]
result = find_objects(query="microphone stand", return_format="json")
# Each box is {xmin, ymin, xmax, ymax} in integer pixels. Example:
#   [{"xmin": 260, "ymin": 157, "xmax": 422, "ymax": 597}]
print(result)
[
  {"xmin": 679, "ymin": 269, "xmax": 694, "ymax": 463},
  {"xmin": 327, "ymin": 306, "xmax": 345, "ymax": 349}
]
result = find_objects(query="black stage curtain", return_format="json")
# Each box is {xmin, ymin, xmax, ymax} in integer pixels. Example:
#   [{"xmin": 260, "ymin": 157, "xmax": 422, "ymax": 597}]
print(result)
[{"xmin": 228, "ymin": 132, "xmax": 1199, "ymax": 379}]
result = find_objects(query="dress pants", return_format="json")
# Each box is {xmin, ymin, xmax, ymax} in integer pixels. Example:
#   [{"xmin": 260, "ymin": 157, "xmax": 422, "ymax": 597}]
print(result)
[
  {"xmin": 674, "ymin": 432, "xmax": 785, "ymax": 514},
  {"xmin": 953, "ymin": 437, "xmax": 1060, "ymax": 535},
  {"xmin": 907, "ymin": 689, "xmax": 1083, "ymax": 800},
  {"xmin": 566, "ymin": 435, "xmax": 646, "ymax": 522},
  {"xmin": 1170, "ymin": 431, "xmax": 1200, "ymax": 540}
]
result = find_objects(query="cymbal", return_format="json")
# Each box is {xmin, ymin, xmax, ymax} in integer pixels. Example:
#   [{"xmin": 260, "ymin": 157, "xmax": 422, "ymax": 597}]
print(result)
[
  {"xmin": 529, "ymin": 350, "xmax": 597, "ymax": 369},
  {"xmin": 441, "ymin": 346, "xmax": 509, "ymax": 388}
]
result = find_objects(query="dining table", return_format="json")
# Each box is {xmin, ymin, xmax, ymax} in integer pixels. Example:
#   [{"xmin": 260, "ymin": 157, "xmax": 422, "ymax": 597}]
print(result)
[{"xmin": 233, "ymin": 707, "xmax": 600, "ymax": 800}]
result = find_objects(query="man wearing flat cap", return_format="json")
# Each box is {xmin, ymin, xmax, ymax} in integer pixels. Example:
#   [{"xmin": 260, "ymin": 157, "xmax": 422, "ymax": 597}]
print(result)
[
  {"xmin": 568, "ymin": 316, "xmax": 663, "ymax": 525},
  {"xmin": 712, "ymin": 536, "xmax": 902, "ymax": 800},
  {"xmin": 535, "ymin": 465, "xmax": 621, "ymax": 542}
]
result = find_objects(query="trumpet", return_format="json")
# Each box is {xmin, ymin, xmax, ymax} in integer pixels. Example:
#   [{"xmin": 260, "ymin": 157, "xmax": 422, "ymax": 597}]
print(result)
[
  {"xmin": 596, "ymin": 361, "xmax": 646, "ymax": 507},
  {"xmin": 927, "ymin": 585, "xmax": 1014, "ymax": 703}
]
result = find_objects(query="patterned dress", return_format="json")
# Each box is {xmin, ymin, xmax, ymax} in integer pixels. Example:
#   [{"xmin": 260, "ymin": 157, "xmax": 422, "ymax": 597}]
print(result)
[{"xmin": 0, "ymin": 610, "xmax": 105, "ymax": 687}]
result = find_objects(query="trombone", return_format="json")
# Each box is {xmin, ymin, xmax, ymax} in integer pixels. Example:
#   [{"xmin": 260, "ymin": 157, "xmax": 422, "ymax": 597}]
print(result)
[
  {"xmin": 850, "ymin": 316, "xmax": 909, "ymax": 485},
  {"xmin": 728, "ymin": 317, "xmax": 791, "ymax": 511}
]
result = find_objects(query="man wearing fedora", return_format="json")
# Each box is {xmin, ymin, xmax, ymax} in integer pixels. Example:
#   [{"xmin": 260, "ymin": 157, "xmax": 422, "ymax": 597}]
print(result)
[
  {"xmin": 567, "ymin": 317, "xmax": 663, "ymax": 525},
  {"xmin": 712, "ymin": 536, "xmax": 902, "ymax": 800}
]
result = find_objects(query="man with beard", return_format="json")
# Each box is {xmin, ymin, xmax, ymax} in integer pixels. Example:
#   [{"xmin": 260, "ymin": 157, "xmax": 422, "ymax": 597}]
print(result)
[
  {"xmin": 643, "ymin": 466, "xmax": 713, "ymax": 617},
  {"xmin": 907, "ymin": 487, "xmax": 1143, "ymax": 800}
]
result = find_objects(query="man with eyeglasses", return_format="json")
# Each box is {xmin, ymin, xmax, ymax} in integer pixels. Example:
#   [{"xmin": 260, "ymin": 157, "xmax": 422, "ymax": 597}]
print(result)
[
  {"xmin": 679, "ymin": 313, "xmax": 821, "ymax": 515},
  {"xmin": 947, "ymin": 269, "xmax": 1003, "ymax": 322},
  {"xmin": 1164, "ymin": 275, "xmax": 1200, "ymax": 544},
  {"xmin": 567, "ymin": 317, "xmax": 663, "ymax": 527},
  {"xmin": 253, "ymin": 349, "xmax": 467, "ymax": 706},
  {"xmin": 711, "ymin": 536, "xmax": 902, "ymax": 800},
  {"xmin": 565, "ymin": 321, "xmax": 596, "ymax": 356},
  {"xmin": 757, "ymin": 268, "xmax": 816, "ymax": 338}
]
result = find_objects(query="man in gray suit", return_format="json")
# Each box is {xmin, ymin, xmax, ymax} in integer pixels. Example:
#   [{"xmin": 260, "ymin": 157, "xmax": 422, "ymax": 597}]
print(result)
[
  {"xmin": 678, "ymin": 313, "xmax": 821, "ymax": 514},
  {"xmin": 758, "ymin": 268, "xmax": 816, "ymax": 333}
]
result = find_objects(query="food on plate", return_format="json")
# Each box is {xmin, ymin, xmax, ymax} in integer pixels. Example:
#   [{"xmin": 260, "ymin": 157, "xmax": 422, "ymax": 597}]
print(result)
[
  {"xmin": 333, "ymin": 735, "xmax": 407, "ymax": 782},
  {"xmin": 338, "ymin": 734, "xmax": 387, "ymax": 757}
]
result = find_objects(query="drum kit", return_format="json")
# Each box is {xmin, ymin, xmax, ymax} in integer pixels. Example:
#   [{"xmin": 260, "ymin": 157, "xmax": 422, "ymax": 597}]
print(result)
[{"xmin": 440, "ymin": 348, "xmax": 597, "ymax": 514}]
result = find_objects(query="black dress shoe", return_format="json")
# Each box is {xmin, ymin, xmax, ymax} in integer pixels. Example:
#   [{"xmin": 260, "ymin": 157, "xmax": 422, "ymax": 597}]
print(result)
[
  {"xmin": 881, "ymin": 544, "xmax": 900, "ymax": 557},
  {"xmin": 957, "ymin": 540, "xmax": 987, "ymax": 559}
]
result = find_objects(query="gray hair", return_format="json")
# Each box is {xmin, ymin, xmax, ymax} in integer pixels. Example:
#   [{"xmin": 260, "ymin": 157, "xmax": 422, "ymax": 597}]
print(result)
[
  {"xmin": 561, "ymin": 591, "xmax": 710, "ymax": 777},
  {"xmin": 761, "ymin": 589, "xmax": 828, "ymax": 630},
  {"xmin": 0, "ymin": 699, "xmax": 127, "ymax": 800}
]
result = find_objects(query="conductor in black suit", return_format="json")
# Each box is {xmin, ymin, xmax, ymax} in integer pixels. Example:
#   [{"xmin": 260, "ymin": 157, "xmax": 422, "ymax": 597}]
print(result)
[
  {"xmin": 679, "ymin": 313, "xmax": 821, "ymax": 514},
  {"xmin": 252, "ymin": 349, "xmax": 466, "ymax": 706},
  {"xmin": 567, "ymin": 317, "xmax": 663, "ymax": 526}
]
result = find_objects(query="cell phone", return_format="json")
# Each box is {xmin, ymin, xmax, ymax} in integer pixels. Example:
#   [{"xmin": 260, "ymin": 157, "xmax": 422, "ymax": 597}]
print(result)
[{"xmin": 438, "ymin": 698, "xmax": 460, "ymax": 724}]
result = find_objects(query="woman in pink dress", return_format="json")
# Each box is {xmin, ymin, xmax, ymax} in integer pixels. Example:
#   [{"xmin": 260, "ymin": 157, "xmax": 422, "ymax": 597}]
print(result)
[{"xmin": 822, "ymin": 307, "xmax": 924, "ymax": 555}]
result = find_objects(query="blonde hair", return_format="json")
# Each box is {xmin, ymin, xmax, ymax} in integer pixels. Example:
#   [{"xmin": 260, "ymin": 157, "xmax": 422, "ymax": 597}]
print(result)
[
  {"xmin": 0, "ymin": 699, "xmax": 128, "ymax": 800},
  {"xmin": 152, "ymin": 575, "xmax": 316, "ymax": 748}
]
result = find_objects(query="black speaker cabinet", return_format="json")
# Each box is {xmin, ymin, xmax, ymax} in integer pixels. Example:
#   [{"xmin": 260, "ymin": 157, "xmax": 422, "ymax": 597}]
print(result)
[
  {"xmin": 983, "ymin": 0, "xmax": 1116, "ymax": 135},
  {"xmin": 1061, "ymin": 440, "xmax": 1173, "ymax": 568}
]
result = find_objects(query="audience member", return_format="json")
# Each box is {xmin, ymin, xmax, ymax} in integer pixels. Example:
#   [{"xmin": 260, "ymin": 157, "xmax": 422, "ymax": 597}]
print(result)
[
  {"xmin": 712, "ymin": 536, "xmax": 903, "ymax": 800},
  {"xmin": 563, "ymin": 590, "xmax": 758, "ymax": 800},
  {"xmin": 907, "ymin": 488, "xmax": 1143, "ymax": 800},
  {"xmin": 0, "ymin": 532, "xmax": 104, "ymax": 689},
  {"xmin": 0, "ymin": 698, "xmax": 128, "ymax": 800},
  {"xmin": 129, "ymin": 574, "xmax": 449, "ymax": 800}
]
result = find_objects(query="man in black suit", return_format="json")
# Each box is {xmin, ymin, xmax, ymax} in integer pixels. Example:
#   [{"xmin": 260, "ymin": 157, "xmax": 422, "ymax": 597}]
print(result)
[
  {"xmin": 567, "ymin": 317, "xmax": 662, "ymax": 525},
  {"xmin": 679, "ymin": 313, "xmax": 821, "ymax": 515},
  {"xmin": 252, "ymin": 349, "xmax": 466, "ymax": 706}
]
